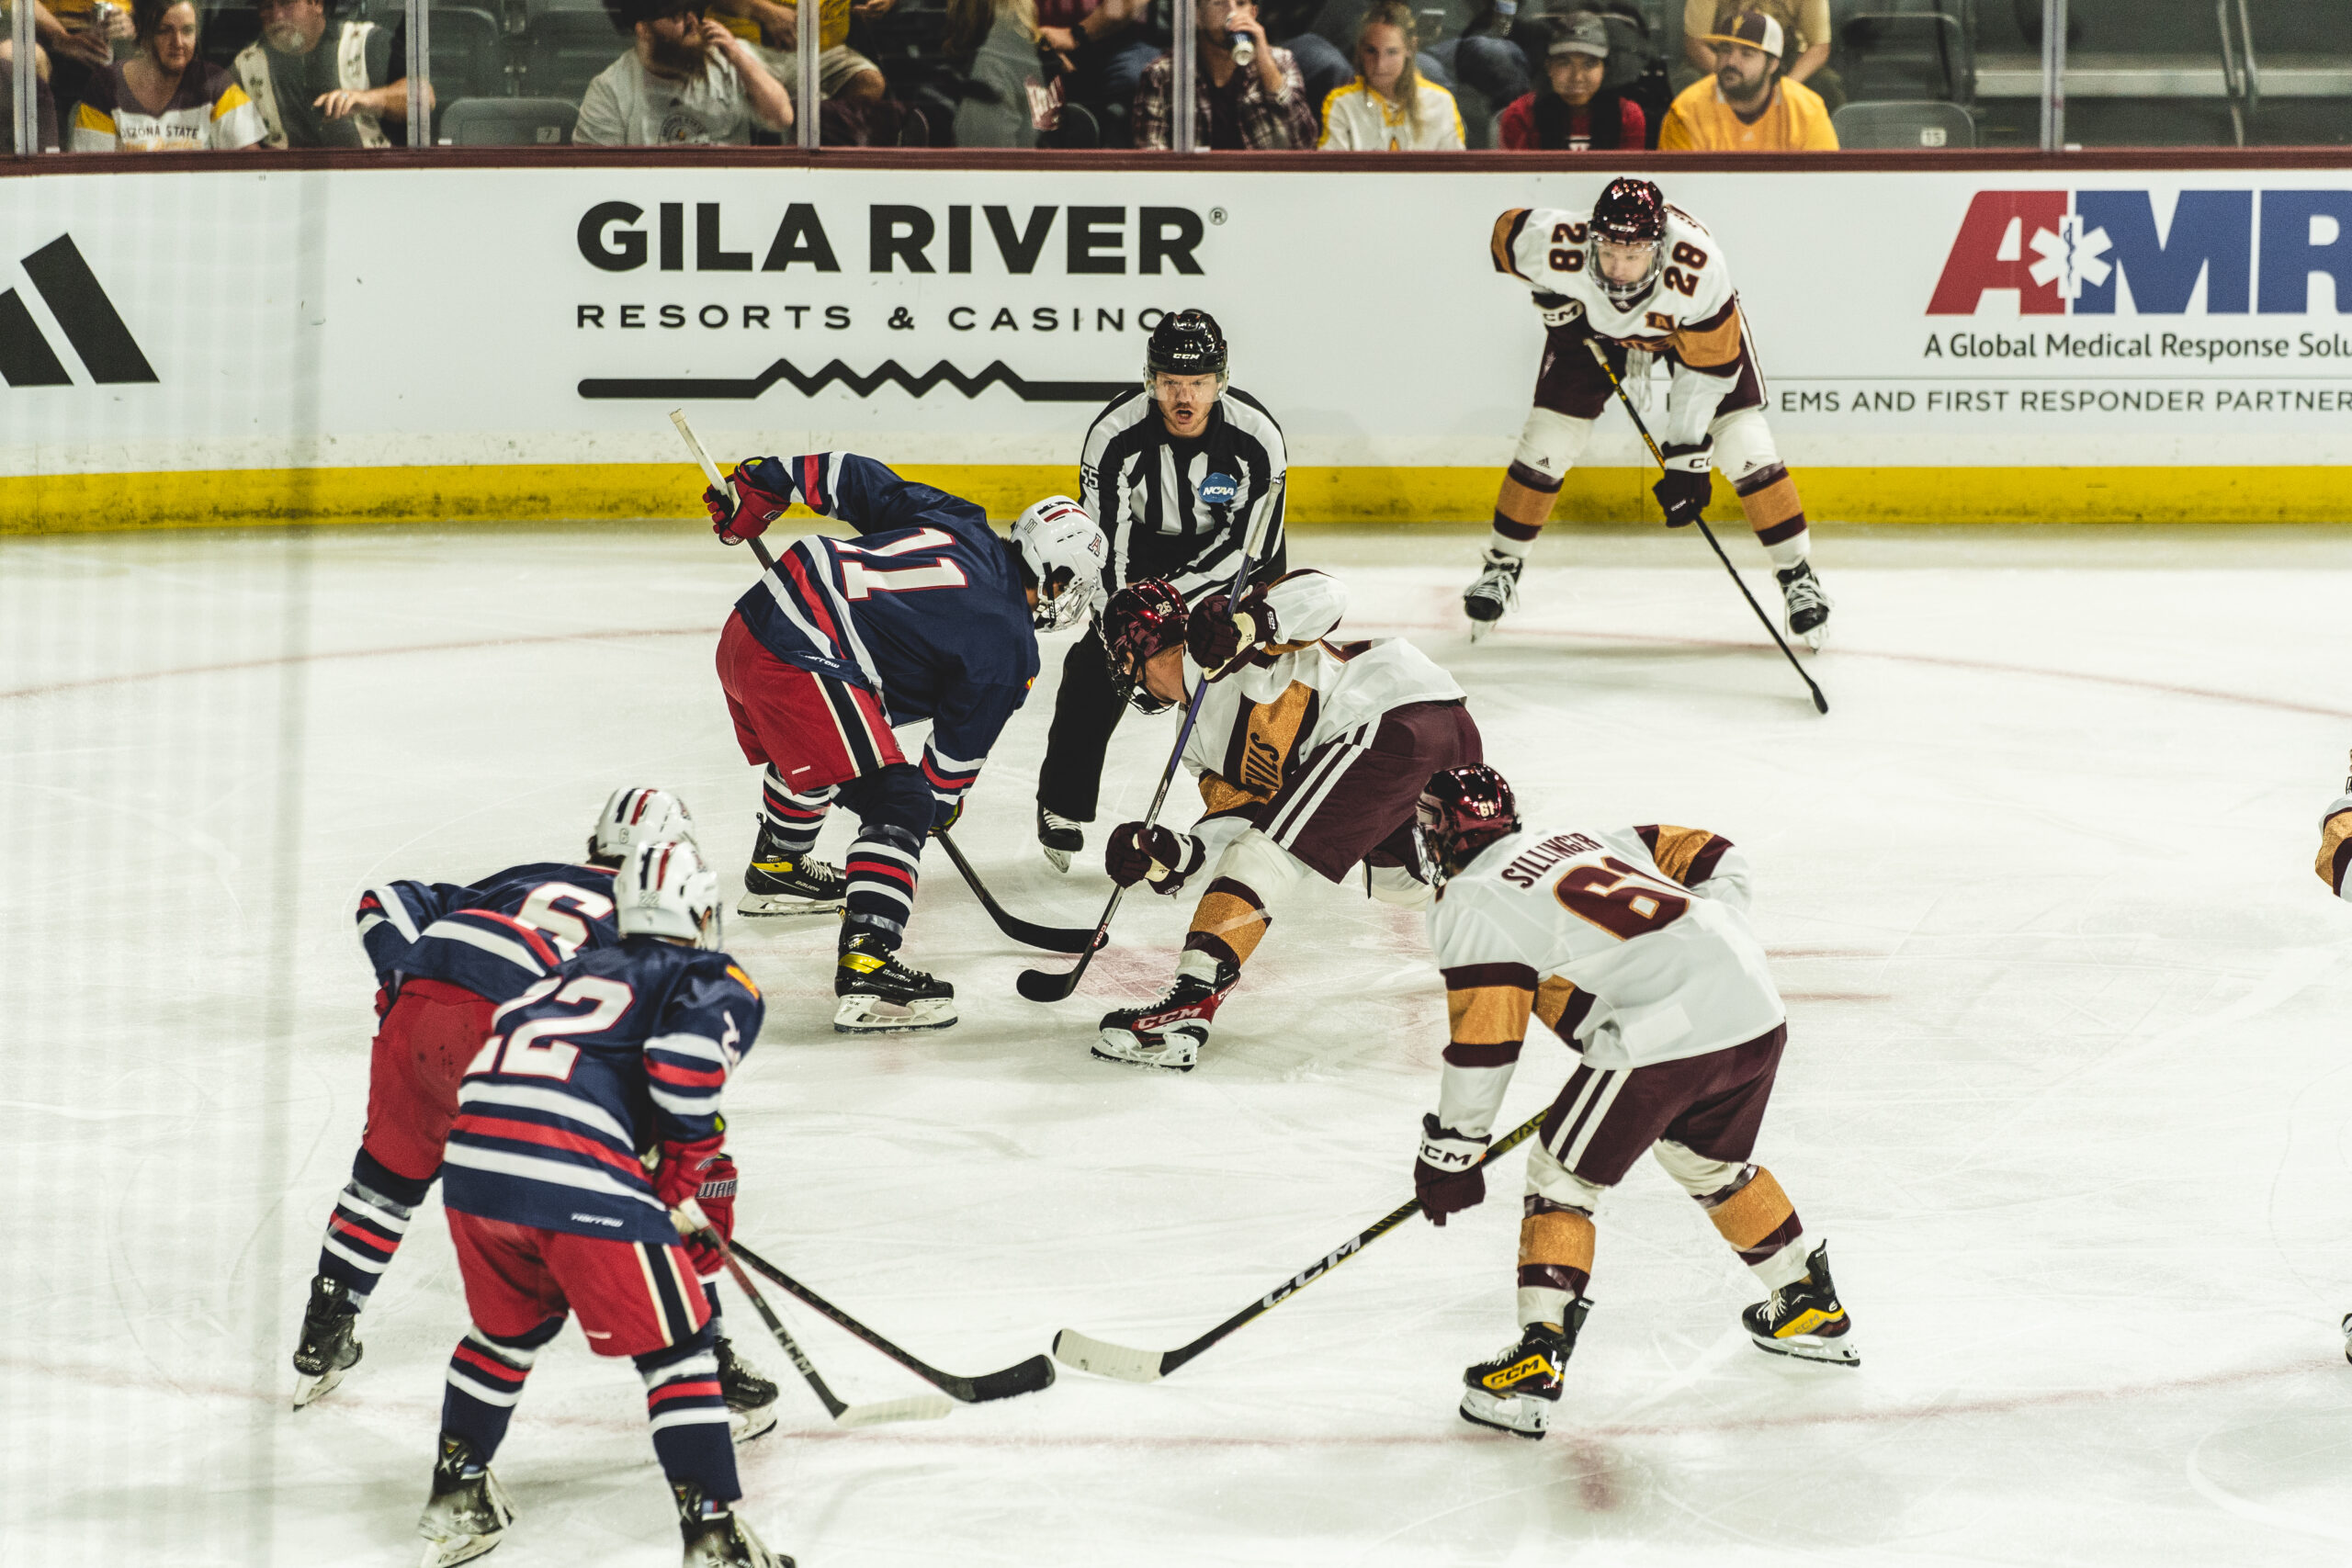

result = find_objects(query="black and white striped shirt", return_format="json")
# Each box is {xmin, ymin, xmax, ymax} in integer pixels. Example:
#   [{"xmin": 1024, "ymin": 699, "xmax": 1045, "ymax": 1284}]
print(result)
[{"xmin": 1079, "ymin": 386, "xmax": 1289, "ymax": 603}]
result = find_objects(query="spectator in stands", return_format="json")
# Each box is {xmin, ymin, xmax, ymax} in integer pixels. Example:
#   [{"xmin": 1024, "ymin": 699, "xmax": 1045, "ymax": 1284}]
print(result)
[
  {"xmin": 1682, "ymin": 0, "xmax": 1837, "ymax": 112},
  {"xmin": 1658, "ymin": 7, "xmax": 1834, "ymax": 150},
  {"xmin": 70, "ymin": 0, "xmax": 264, "ymax": 150},
  {"xmin": 941, "ymin": 0, "xmax": 1066, "ymax": 146},
  {"xmin": 17, "ymin": 0, "xmax": 127, "ymax": 119},
  {"xmin": 576, "ymin": 0, "xmax": 793, "ymax": 144},
  {"xmin": 234, "ymin": 0, "xmax": 424, "ymax": 148},
  {"xmin": 1318, "ymin": 0, "xmax": 1460, "ymax": 150},
  {"xmin": 1426, "ymin": 0, "xmax": 1532, "ymax": 145},
  {"xmin": 1035, "ymin": 0, "xmax": 1164, "ymax": 142},
  {"xmin": 707, "ymin": 0, "xmax": 886, "ymax": 105},
  {"xmin": 1497, "ymin": 10, "xmax": 1640, "ymax": 150},
  {"xmin": 0, "ymin": 34, "xmax": 62, "ymax": 152},
  {"xmin": 1133, "ymin": 0, "xmax": 1313, "ymax": 150}
]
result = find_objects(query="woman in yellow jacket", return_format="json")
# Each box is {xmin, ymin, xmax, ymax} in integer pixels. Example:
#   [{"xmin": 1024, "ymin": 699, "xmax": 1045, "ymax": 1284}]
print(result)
[{"xmin": 1317, "ymin": 0, "xmax": 1463, "ymax": 151}]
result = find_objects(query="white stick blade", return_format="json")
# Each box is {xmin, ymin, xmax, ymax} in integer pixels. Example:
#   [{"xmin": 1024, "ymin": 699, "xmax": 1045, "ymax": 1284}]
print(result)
[
  {"xmin": 1052, "ymin": 1329, "xmax": 1165, "ymax": 1383},
  {"xmin": 832, "ymin": 1394, "xmax": 953, "ymax": 1428}
]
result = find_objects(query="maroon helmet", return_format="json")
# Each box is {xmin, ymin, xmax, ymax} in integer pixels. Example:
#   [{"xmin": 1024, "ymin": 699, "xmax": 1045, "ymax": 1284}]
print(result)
[
  {"xmin": 1415, "ymin": 764, "xmax": 1521, "ymax": 886},
  {"xmin": 1102, "ymin": 577, "xmax": 1190, "ymax": 714},
  {"xmin": 1588, "ymin": 176, "xmax": 1668, "ymax": 308}
]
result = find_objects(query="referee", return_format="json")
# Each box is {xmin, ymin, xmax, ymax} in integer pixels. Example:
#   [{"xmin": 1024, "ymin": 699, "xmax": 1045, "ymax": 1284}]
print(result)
[{"xmin": 1035, "ymin": 309, "xmax": 1289, "ymax": 871}]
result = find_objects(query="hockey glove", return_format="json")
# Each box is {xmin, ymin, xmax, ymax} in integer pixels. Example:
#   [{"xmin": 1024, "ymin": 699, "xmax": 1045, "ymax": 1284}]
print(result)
[
  {"xmin": 1415, "ymin": 1112, "xmax": 1491, "ymax": 1226},
  {"xmin": 1652, "ymin": 444, "xmax": 1713, "ymax": 529},
  {"xmin": 707, "ymin": 458, "xmax": 793, "ymax": 546},
  {"xmin": 1104, "ymin": 822, "xmax": 1204, "ymax": 894},
  {"xmin": 1186, "ymin": 590, "xmax": 1279, "ymax": 676},
  {"xmin": 1532, "ymin": 290, "xmax": 1585, "ymax": 332},
  {"xmin": 656, "ymin": 1138, "xmax": 738, "ymax": 1276},
  {"xmin": 931, "ymin": 792, "xmax": 966, "ymax": 835}
]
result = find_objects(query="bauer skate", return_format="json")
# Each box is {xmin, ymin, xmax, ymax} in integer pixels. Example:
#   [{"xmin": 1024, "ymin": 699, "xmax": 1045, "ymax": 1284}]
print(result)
[
  {"xmin": 1037, "ymin": 804, "xmax": 1084, "ymax": 875},
  {"xmin": 739, "ymin": 824, "xmax": 846, "ymax": 918},
  {"xmin": 416, "ymin": 1433, "xmax": 514, "ymax": 1568},
  {"xmin": 1459, "ymin": 1303, "xmax": 1589, "ymax": 1440},
  {"xmin": 1741, "ymin": 1240, "xmax": 1858, "ymax": 1365},
  {"xmin": 291, "ymin": 1273, "xmax": 362, "ymax": 1409},
  {"xmin": 1092, "ymin": 959, "xmax": 1238, "ymax": 1072},
  {"xmin": 1776, "ymin": 560, "xmax": 1831, "ymax": 652},
  {"xmin": 835, "ymin": 931, "xmax": 957, "ymax": 1033},
  {"xmin": 676, "ymin": 1483, "xmax": 794, "ymax": 1568},
  {"xmin": 715, "ymin": 1335, "xmax": 779, "ymax": 1444},
  {"xmin": 1462, "ymin": 548, "xmax": 1523, "ymax": 641}
]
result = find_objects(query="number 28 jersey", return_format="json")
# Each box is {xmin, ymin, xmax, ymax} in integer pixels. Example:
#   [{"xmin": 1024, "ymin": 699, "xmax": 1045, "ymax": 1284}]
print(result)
[
  {"xmin": 441, "ymin": 937, "xmax": 764, "ymax": 1246},
  {"xmin": 1430, "ymin": 821, "xmax": 1783, "ymax": 1139}
]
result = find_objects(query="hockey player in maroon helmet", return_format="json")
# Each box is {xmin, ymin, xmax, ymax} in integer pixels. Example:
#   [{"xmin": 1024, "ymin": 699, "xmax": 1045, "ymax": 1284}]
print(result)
[
  {"xmin": 1088, "ymin": 569, "xmax": 1479, "ymax": 1071},
  {"xmin": 1467, "ymin": 175, "xmax": 1832, "ymax": 650},
  {"xmin": 1410, "ymin": 762, "xmax": 1854, "ymax": 1440}
]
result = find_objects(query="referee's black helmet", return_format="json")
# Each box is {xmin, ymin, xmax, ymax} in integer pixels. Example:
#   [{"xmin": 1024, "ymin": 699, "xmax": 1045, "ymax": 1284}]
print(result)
[{"xmin": 1146, "ymin": 310, "xmax": 1228, "ymax": 380}]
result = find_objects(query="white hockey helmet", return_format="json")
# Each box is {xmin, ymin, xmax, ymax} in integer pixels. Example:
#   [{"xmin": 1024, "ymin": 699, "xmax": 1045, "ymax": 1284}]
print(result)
[
  {"xmin": 589, "ymin": 786, "xmax": 697, "ymax": 867},
  {"xmin": 616, "ymin": 837, "xmax": 723, "ymax": 950},
  {"xmin": 1012, "ymin": 495, "xmax": 1108, "ymax": 634}
]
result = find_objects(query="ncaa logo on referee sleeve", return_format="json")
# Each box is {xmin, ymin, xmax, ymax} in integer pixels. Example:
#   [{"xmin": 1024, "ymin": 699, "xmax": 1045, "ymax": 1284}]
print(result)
[{"xmin": 0, "ymin": 234, "xmax": 158, "ymax": 389}]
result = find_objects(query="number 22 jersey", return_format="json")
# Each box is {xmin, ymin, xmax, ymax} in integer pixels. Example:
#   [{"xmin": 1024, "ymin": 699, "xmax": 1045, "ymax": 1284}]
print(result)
[{"xmin": 1430, "ymin": 821, "xmax": 1784, "ymax": 1137}]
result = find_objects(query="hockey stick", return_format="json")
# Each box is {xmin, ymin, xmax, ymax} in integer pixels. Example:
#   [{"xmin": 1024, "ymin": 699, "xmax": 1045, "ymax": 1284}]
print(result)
[
  {"xmin": 671, "ymin": 409, "xmax": 782, "ymax": 577},
  {"xmin": 933, "ymin": 829, "xmax": 1104, "ymax": 953},
  {"xmin": 1053, "ymin": 1108, "xmax": 1549, "ymax": 1383},
  {"xmin": 1013, "ymin": 492, "xmax": 1271, "ymax": 1004},
  {"xmin": 1582, "ymin": 341, "xmax": 1828, "ymax": 716},
  {"xmin": 728, "ymin": 1238, "xmax": 1057, "ymax": 1404},
  {"xmin": 691, "ymin": 1215, "xmax": 953, "ymax": 1428}
]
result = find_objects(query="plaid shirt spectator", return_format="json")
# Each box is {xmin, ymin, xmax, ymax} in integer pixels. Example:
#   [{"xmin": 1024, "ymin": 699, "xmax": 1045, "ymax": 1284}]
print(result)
[{"xmin": 1133, "ymin": 43, "xmax": 1314, "ymax": 149}]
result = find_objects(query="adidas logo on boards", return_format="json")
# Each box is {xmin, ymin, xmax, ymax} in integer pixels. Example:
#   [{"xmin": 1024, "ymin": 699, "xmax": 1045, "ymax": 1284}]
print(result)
[{"xmin": 0, "ymin": 235, "xmax": 158, "ymax": 388}]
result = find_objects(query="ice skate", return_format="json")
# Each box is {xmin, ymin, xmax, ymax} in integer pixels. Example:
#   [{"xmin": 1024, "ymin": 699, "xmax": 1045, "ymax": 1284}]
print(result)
[
  {"xmin": 416, "ymin": 1433, "xmax": 514, "ymax": 1568},
  {"xmin": 1462, "ymin": 548, "xmax": 1522, "ymax": 641},
  {"xmin": 1776, "ymin": 560, "xmax": 1831, "ymax": 651},
  {"xmin": 291, "ymin": 1272, "xmax": 362, "ymax": 1409},
  {"xmin": 1741, "ymin": 1240, "xmax": 1857, "ymax": 1365},
  {"xmin": 715, "ymin": 1335, "xmax": 779, "ymax": 1443},
  {"xmin": 1092, "ymin": 961, "xmax": 1238, "ymax": 1072},
  {"xmin": 834, "ymin": 931, "xmax": 956, "ymax": 1032},
  {"xmin": 738, "ymin": 824, "xmax": 846, "ymax": 917},
  {"xmin": 1458, "ymin": 1303, "xmax": 1587, "ymax": 1440},
  {"xmin": 1037, "ymin": 804, "xmax": 1084, "ymax": 874},
  {"xmin": 676, "ymin": 1483, "xmax": 794, "ymax": 1568},
  {"xmin": 2339, "ymin": 1310, "xmax": 2349, "ymax": 1366}
]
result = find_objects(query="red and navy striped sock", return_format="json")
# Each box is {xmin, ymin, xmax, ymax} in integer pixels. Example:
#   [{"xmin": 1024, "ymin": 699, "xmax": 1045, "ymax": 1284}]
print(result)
[
  {"xmin": 842, "ymin": 822, "xmax": 921, "ymax": 945},
  {"xmin": 637, "ymin": 1326, "xmax": 740, "ymax": 1500},
  {"xmin": 441, "ymin": 1315, "xmax": 563, "ymax": 1463},
  {"xmin": 758, "ymin": 770, "xmax": 834, "ymax": 860},
  {"xmin": 316, "ymin": 1149, "xmax": 433, "ymax": 1307}
]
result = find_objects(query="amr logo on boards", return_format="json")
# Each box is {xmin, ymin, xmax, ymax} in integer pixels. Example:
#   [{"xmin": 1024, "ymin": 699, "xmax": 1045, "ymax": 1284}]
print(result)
[
  {"xmin": 0, "ymin": 235, "xmax": 158, "ymax": 387},
  {"xmin": 1928, "ymin": 188, "xmax": 2352, "ymax": 315}
]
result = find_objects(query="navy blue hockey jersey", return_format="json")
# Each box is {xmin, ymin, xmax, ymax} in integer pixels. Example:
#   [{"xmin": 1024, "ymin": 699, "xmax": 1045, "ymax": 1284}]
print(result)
[
  {"xmin": 440, "ymin": 938, "xmax": 763, "ymax": 1245},
  {"xmin": 731, "ymin": 452, "xmax": 1040, "ymax": 812},
  {"xmin": 356, "ymin": 863, "xmax": 621, "ymax": 1006}
]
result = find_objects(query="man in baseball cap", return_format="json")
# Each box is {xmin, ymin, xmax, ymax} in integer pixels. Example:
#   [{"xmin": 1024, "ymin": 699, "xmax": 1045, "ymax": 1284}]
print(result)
[{"xmin": 1658, "ymin": 5, "xmax": 1838, "ymax": 150}]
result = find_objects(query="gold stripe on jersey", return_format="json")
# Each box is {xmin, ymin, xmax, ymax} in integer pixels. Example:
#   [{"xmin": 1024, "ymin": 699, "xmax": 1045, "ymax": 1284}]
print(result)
[
  {"xmin": 1197, "ymin": 769, "xmax": 1257, "ymax": 818},
  {"xmin": 1449, "ymin": 980, "xmax": 1534, "ymax": 1047},
  {"xmin": 1492, "ymin": 209, "xmax": 1532, "ymax": 278},
  {"xmin": 1225, "ymin": 680, "xmax": 1316, "ymax": 801},
  {"xmin": 1533, "ymin": 976, "xmax": 1581, "ymax": 1031},
  {"xmin": 75, "ymin": 102, "xmax": 115, "ymax": 133},
  {"xmin": 1703, "ymin": 1167, "xmax": 1795, "ymax": 1251},
  {"xmin": 1668, "ymin": 299, "xmax": 1745, "ymax": 370},
  {"xmin": 1520, "ymin": 1208, "xmax": 1596, "ymax": 1273},
  {"xmin": 1642, "ymin": 825, "xmax": 1720, "ymax": 885},
  {"xmin": 2320, "ymin": 808, "xmax": 2352, "ymax": 894}
]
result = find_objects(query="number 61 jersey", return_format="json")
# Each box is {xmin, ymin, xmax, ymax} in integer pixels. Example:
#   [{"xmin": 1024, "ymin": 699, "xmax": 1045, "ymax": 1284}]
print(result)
[
  {"xmin": 441, "ymin": 938, "xmax": 765, "ymax": 1246},
  {"xmin": 1431, "ymin": 821, "xmax": 1783, "ymax": 1137}
]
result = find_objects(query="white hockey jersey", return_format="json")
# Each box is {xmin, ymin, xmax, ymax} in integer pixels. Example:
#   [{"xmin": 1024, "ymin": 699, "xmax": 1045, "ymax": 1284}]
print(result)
[
  {"xmin": 1490, "ymin": 202, "xmax": 1751, "ymax": 447},
  {"xmin": 1429, "ymin": 819, "xmax": 1783, "ymax": 1140},
  {"xmin": 1178, "ymin": 569, "xmax": 1463, "ymax": 870}
]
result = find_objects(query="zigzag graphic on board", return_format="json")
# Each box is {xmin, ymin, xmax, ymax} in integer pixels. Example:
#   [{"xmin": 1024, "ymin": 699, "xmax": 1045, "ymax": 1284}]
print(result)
[{"xmin": 577, "ymin": 356, "xmax": 1129, "ymax": 403}]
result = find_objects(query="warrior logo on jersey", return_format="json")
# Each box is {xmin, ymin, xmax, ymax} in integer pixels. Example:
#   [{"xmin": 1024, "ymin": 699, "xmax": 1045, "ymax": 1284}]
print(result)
[{"xmin": 1928, "ymin": 188, "xmax": 2352, "ymax": 317}]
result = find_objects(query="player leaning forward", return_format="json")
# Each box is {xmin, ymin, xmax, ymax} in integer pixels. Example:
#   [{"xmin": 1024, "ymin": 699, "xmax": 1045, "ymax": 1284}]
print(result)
[
  {"xmin": 1466, "ymin": 176, "xmax": 1832, "ymax": 648},
  {"xmin": 1409, "ymin": 764, "xmax": 1854, "ymax": 1439},
  {"xmin": 1091, "ymin": 567, "xmax": 1480, "ymax": 1069},
  {"xmin": 707, "ymin": 451, "xmax": 1105, "ymax": 1032}
]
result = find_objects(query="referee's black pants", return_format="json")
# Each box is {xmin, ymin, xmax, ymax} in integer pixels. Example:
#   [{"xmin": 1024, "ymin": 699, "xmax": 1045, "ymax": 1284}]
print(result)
[{"xmin": 1036, "ymin": 627, "xmax": 1127, "ymax": 823}]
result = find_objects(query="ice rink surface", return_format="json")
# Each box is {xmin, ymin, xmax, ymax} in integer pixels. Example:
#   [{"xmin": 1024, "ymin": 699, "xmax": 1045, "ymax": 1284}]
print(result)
[{"xmin": 5, "ymin": 521, "xmax": 2352, "ymax": 1567}]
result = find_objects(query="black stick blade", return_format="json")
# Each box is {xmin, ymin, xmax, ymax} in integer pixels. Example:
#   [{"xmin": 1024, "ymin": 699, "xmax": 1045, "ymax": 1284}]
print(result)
[
  {"xmin": 960, "ymin": 1354, "xmax": 1058, "ymax": 1402},
  {"xmin": 1016, "ymin": 964, "xmax": 1086, "ymax": 1003}
]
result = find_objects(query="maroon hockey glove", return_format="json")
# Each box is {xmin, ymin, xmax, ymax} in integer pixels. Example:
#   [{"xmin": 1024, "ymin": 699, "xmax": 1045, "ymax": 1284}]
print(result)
[
  {"xmin": 1415, "ymin": 1113, "xmax": 1491, "ymax": 1226},
  {"xmin": 1104, "ymin": 821, "xmax": 1204, "ymax": 893},
  {"xmin": 707, "ymin": 463, "xmax": 792, "ymax": 546},
  {"xmin": 1185, "ymin": 590, "xmax": 1279, "ymax": 674},
  {"xmin": 1652, "ymin": 446, "xmax": 1712, "ymax": 528}
]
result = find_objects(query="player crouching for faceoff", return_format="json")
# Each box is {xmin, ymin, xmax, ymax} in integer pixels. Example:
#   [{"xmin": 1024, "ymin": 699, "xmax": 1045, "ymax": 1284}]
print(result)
[
  {"xmin": 418, "ymin": 838, "xmax": 789, "ymax": 1568},
  {"xmin": 1091, "ymin": 568, "xmax": 1480, "ymax": 1070},
  {"xmin": 1408, "ymin": 764, "xmax": 1854, "ymax": 1440},
  {"xmin": 1466, "ymin": 175, "xmax": 1833, "ymax": 649},
  {"xmin": 705, "ymin": 451, "xmax": 1106, "ymax": 1033},
  {"xmin": 294, "ymin": 787, "xmax": 776, "ymax": 1445}
]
